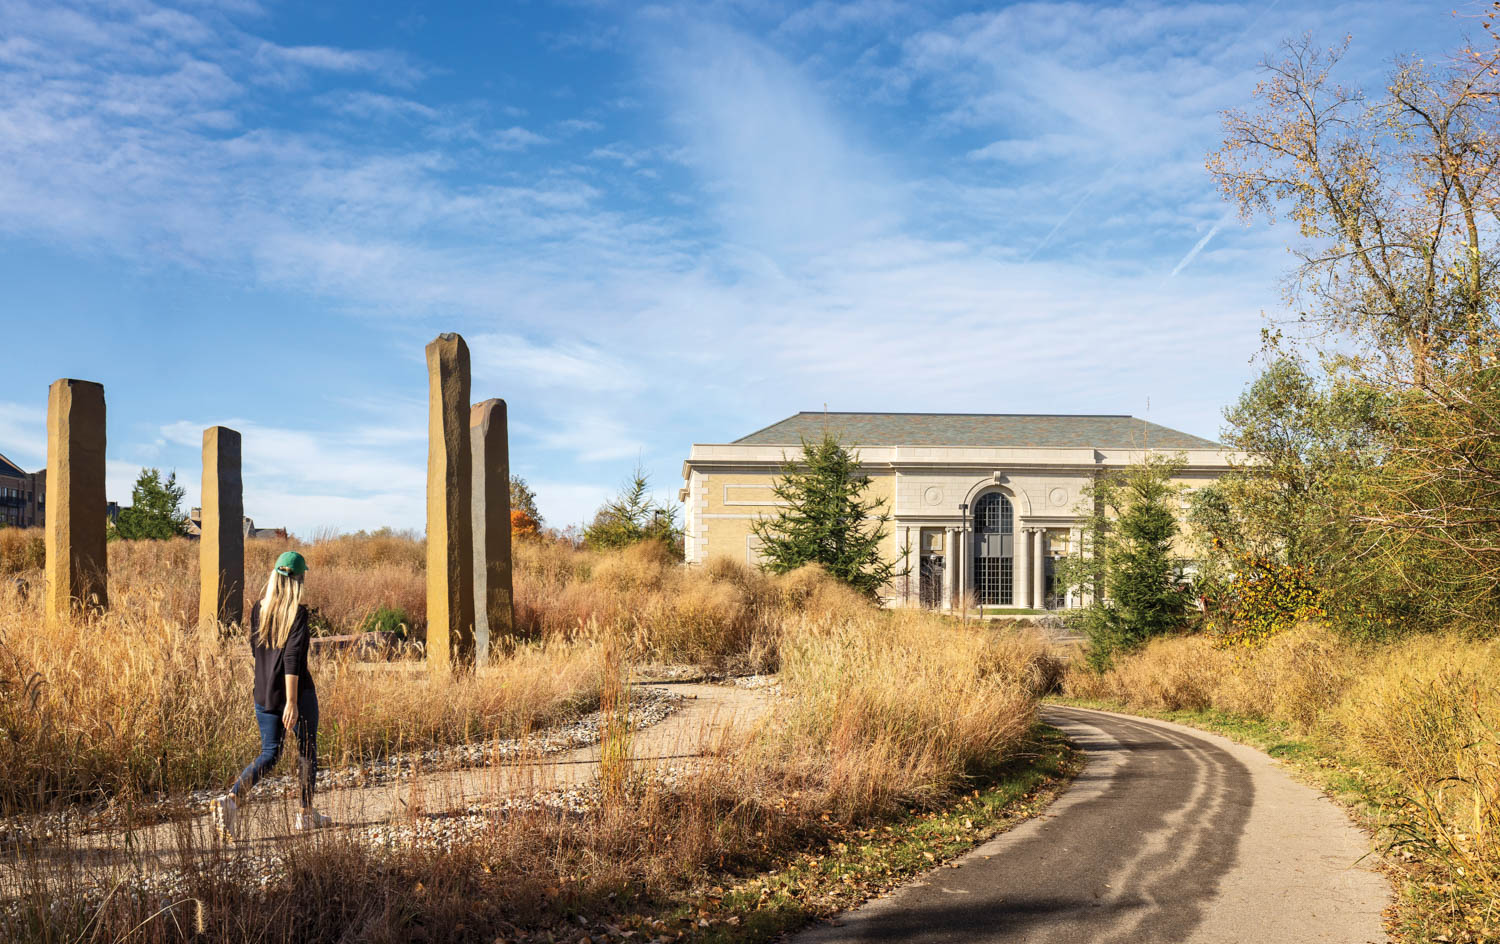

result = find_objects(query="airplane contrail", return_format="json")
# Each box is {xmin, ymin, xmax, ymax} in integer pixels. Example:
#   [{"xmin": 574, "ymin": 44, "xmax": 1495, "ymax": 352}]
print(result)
[
  {"xmin": 1025, "ymin": 159, "xmax": 1123, "ymax": 262},
  {"xmin": 1168, "ymin": 219, "xmax": 1224, "ymax": 279}
]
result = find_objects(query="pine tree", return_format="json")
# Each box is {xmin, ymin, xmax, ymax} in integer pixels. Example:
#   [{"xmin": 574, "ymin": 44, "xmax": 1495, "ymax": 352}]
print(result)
[
  {"xmin": 582, "ymin": 466, "xmax": 682, "ymax": 555},
  {"xmin": 1058, "ymin": 455, "xmax": 1192, "ymax": 669},
  {"xmin": 113, "ymin": 468, "xmax": 189, "ymax": 541},
  {"xmin": 751, "ymin": 434, "xmax": 905, "ymax": 597}
]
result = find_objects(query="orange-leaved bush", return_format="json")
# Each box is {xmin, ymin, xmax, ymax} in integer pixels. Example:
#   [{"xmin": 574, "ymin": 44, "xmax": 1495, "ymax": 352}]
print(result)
[{"xmin": 511, "ymin": 508, "xmax": 541, "ymax": 540}]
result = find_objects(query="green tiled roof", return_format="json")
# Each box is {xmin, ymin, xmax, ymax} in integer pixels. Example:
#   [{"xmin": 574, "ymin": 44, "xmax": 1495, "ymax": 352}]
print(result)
[{"xmin": 733, "ymin": 412, "xmax": 1220, "ymax": 450}]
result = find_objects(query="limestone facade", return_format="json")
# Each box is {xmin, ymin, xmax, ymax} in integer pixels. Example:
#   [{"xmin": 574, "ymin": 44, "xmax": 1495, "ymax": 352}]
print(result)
[{"xmin": 679, "ymin": 413, "xmax": 1238, "ymax": 610}]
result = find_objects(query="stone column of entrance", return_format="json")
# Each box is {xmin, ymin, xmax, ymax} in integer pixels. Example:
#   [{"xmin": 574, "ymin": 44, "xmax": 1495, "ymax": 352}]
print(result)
[
  {"xmin": 1068, "ymin": 527, "xmax": 1083, "ymax": 607},
  {"xmin": 902, "ymin": 526, "xmax": 917, "ymax": 605},
  {"xmin": 942, "ymin": 527, "xmax": 956, "ymax": 610},
  {"xmin": 1015, "ymin": 526, "xmax": 1032, "ymax": 609},
  {"xmin": 1033, "ymin": 528, "xmax": 1046, "ymax": 609},
  {"xmin": 425, "ymin": 334, "xmax": 476, "ymax": 674},
  {"xmin": 199, "ymin": 426, "xmax": 244, "ymax": 629},
  {"xmin": 45, "ymin": 379, "xmax": 107, "ymax": 627},
  {"xmin": 470, "ymin": 398, "xmax": 514, "ymax": 667},
  {"xmin": 954, "ymin": 525, "xmax": 967, "ymax": 611}
]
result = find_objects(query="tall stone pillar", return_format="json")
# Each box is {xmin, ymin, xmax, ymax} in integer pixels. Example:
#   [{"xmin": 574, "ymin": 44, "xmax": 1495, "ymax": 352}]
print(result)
[
  {"xmin": 1033, "ymin": 528, "xmax": 1047, "ymax": 609},
  {"xmin": 952, "ymin": 527, "xmax": 963, "ymax": 612},
  {"xmin": 1015, "ymin": 526, "xmax": 1032, "ymax": 609},
  {"xmin": 45, "ymin": 379, "xmax": 107, "ymax": 625},
  {"xmin": 199, "ymin": 426, "xmax": 244, "ymax": 629},
  {"xmin": 470, "ymin": 398, "xmax": 514, "ymax": 667},
  {"xmin": 903, "ymin": 526, "xmax": 917, "ymax": 606},
  {"xmin": 1068, "ymin": 527, "xmax": 1083, "ymax": 608},
  {"xmin": 942, "ymin": 527, "xmax": 956, "ymax": 610},
  {"xmin": 425, "ymin": 334, "xmax": 475, "ymax": 673}
]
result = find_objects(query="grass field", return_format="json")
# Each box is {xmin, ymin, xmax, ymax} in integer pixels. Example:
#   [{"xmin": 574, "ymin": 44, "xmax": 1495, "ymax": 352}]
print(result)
[{"xmin": 0, "ymin": 530, "xmax": 1065, "ymax": 943}]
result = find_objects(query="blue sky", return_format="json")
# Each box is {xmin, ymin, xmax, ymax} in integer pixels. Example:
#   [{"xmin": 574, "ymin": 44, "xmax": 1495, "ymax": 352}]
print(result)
[{"xmin": 0, "ymin": 0, "xmax": 1472, "ymax": 535}]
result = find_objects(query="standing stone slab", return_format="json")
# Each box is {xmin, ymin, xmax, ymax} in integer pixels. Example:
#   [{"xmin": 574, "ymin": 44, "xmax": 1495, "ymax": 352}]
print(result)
[
  {"xmin": 45, "ymin": 379, "xmax": 107, "ymax": 625},
  {"xmin": 470, "ymin": 398, "xmax": 514, "ymax": 666},
  {"xmin": 426, "ymin": 334, "xmax": 475, "ymax": 673},
  {"xmin": 199, "ymin": 426, "xmax": 244, "ymax": 629}
]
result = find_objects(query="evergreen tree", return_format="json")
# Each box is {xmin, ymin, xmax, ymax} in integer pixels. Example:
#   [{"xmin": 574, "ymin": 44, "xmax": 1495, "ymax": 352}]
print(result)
[
  {"xmin": 1058, "ymin": 455, "xmax": 1192, "ymax": 669},
  {"xmin": 582, "ymin": 466, "xmax": 682, "ymax": 555},
  {"xmin": 750, "ymin": 434, "xmax": 905, "ymax": 597},
  {"xmin": 113, "ymin": 468, "xmax": 189, "ymax": 541}
]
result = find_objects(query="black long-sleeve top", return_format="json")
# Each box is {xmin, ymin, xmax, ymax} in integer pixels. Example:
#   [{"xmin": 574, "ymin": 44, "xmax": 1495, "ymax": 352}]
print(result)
[{"xmin": 249, "ymin": 601, "xmax": 315, "ymax": 713}]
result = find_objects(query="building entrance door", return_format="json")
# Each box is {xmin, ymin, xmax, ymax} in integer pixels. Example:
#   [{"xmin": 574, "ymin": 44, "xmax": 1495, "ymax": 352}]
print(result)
[
  {"xmin": 919, "ymin": 555, "xmax": 944, "ymax": 609},
  {"xmin": 972, "ymin": 492, "xmax": 1014, "ymax": 606}
]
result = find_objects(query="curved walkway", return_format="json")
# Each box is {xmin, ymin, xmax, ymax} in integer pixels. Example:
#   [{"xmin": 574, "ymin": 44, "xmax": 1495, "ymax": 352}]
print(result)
[{"xmin": 794, "ymin": 705, "xmax": 1390, "ymax": 944}]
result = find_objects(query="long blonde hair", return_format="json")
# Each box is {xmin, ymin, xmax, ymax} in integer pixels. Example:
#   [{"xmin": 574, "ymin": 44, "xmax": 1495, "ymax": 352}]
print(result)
[{"xmin": 256, "ymin": 569, "xmax": 304, "ymax": 649}]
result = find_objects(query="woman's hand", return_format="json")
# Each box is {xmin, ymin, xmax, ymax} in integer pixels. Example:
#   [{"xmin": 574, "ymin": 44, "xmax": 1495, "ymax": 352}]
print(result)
[{"xmin": 283, "ymin": 673, "xmax": 300, "ymax": 733}]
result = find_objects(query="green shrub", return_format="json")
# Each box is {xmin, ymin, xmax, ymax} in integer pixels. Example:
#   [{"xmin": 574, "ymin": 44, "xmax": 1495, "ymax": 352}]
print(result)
[{"xmin": 360, "ymin": 605, "xmax": 410, "ymax": 640}]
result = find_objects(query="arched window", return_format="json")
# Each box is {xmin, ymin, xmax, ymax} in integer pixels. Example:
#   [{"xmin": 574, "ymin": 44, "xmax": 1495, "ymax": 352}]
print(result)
[
  {"xmin": 973, "ymin": 492, "xmax": 1013, "ymax": 535},
  {"xmin": 972, "ymin": 492, "xmax": 1014, "ymax": 606}
]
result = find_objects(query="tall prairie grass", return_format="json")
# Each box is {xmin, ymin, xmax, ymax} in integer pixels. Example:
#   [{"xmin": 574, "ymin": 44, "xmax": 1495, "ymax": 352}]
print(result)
[
  {"xmin": 1064, "ymin": 626, "xmax": 1500, "ymax": 938},
  {"xmin": 0, "ymin": 530, "xmax": 1056, "ymax": 942},
  {"xmin": 0, "ymin": 530, "xmax": 1049, "ymax": 812}
]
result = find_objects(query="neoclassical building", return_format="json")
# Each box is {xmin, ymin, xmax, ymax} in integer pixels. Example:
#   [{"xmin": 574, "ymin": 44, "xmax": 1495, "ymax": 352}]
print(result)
[{"xmin": 679, "ymin": 412, "xmax": 1236, "ymax": 610}]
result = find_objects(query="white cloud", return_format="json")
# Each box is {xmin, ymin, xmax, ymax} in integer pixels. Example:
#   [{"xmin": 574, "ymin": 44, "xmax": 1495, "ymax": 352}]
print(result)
[
  {"xmin": 157, "ymin": 417, "xmax": 425, "ymax": 536},
  {"xmin": 528, "ymin": 480, "xmax": 614, "ymax": 530},
  {"xmin": 0, "ymin": 402, "xmax": 46, "ymax": 468},
  {"xmin": 470, "ymin": 333, "xmax": 641, "ymax": 393},
  {"xmin": 0, "ymin": 0, "xmax": 1463, "ymax": 537}
]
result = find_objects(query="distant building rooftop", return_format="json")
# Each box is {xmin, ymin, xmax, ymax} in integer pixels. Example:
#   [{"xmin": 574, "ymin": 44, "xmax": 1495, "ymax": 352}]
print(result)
[
  {"xmin": 732, "ymin": 412, "xmax": 1220, "ymax": 450},
  {"xmin": 0, "ymin": 452, "xmax": 28, "ymax": 478}
]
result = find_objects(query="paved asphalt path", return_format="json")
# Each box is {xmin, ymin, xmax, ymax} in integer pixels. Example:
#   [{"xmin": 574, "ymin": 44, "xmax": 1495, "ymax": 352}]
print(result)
[{"xmin": 794, "ymin": 706, "xmax": 1390, "ymax": 944}]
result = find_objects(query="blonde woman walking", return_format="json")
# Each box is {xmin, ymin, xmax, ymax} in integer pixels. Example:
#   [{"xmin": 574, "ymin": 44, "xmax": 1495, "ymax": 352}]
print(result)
[{"xmin": 212, "ymin": 551, "xmax": 330, "ymax": 837}]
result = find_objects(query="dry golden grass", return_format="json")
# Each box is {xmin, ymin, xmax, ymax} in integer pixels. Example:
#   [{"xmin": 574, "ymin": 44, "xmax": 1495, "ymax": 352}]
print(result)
[
  {"xmin": 0, "ymin": 571, "xmax": 602, "ymax": 808},
  {"xmin": 0, "ymin": 532, "xmax": 1056, "ymax": 943},
  {"xmin": 0, "ymin": 531, "xmax": 1047, "ymax": 812}
]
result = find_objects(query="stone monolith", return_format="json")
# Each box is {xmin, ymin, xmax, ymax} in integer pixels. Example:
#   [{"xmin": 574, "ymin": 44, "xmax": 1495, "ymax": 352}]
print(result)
[
  {"xmin": 199, "ymin": 426, "xmax": 244, "ymax": 629},
  {"xmin": 470, "ymin": 398, "xmax": 514, "ymax": 666},
  {"xmin": 44, "ymin": 379, "xmax": 107, "ymax": 625},
  {"xmin": 426, "ymin": 333, "xmax": 475, "ymax": 672}
]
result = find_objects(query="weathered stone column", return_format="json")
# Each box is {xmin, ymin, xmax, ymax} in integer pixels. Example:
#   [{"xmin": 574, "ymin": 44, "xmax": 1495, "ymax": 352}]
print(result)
[
  {"xmin": 1068, "ymin": 526, "xmax": 1083, "ymax": 608},
  {"xmin": 199, "ymin": 426, "xmax": 244, "ymax": 629},
  {"xmin": 470, "ymin": 398, "xmax": 514, "ymax": 667},
  {"xmin": 942, "ymin": 527, "xmax": 956, "ymax": 610},
  {"xmin": 1033, "ymin": 528, "xmax": 1047, "ymax": 609},
  {"xmin": 1015, "ymin": 526, "xmax": 1032, "ymax": 609},
  {"xmin": 902, "ymin": 526, "xmax": 917, "ymax": 606},
  {"xmin": 426, "ymin": 334, "xmax": 476, "ymax": 673},
  {"xmin": 45, "ymin": 379, "xmax": 107, "ymax": 625}
]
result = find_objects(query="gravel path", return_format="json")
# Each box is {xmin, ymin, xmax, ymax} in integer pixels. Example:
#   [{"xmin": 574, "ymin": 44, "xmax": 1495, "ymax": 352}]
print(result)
[{"xmin": 2, "ymin": 681, "xmax": 775, "ymax": 897}]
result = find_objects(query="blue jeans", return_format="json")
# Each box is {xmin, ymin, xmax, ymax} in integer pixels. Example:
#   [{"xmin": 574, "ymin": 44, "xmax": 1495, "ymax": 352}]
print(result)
[{"xmin": 231, "ymin": 687, "xmax": 319, "ymax": 808}]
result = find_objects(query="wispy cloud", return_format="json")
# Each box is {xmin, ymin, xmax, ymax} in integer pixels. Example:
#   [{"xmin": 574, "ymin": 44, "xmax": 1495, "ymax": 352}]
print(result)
[
  {"xmin": 0, "ymin": 0, "xmax": 1460, "ymax": 536},
  {"xmin": 0, "ymin": 402, "xmax": 46, "ymax": 468}
]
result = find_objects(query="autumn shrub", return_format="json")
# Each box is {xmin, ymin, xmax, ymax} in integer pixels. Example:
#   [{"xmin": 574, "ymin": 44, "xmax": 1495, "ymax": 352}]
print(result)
[{"xmin": 1207, "ymin": 555, "xmax": 1326, "ymax": 648}]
